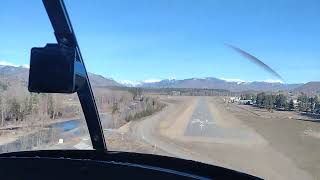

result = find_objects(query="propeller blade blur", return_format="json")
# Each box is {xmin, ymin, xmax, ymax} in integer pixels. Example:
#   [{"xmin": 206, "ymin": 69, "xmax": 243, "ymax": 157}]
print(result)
[{"xmin": 226, "ymin": 44, "xmax": 285, "ymax": 82}]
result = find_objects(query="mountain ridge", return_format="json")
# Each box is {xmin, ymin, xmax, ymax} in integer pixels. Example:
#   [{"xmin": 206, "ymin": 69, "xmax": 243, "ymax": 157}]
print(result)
[
  {"xmin": 135, "ymin": 78, "xmax": 302, "ymax": 92},
  {"xmin": 0, "ymin": 65, "xmax": 319, "ymax": 94},
  {"xmin": 0, "ymin": 65, "xmax": 122, "ymax": 87}
]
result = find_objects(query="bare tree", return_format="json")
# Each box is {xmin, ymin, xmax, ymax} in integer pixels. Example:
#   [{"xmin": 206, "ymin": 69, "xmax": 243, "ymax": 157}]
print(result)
[{"xmin": 0, "ymin": 93, "xmax": 5, "ymax": 127}]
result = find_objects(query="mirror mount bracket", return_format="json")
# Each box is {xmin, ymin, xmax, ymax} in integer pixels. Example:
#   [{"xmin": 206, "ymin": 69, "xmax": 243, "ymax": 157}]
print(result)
[{"xmin": 54, "ymin": 32, "xmax": 77, "ymax": 48}]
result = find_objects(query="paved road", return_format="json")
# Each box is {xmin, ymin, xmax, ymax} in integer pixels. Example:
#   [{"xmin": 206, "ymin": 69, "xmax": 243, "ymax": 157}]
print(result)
[
  {"xmin": 184, "ymin": 97, "xmax": 218, "ymax": 137},
  {"xmin": 184, "ymin": 97, "xmax": 250, "ymax": 139}
]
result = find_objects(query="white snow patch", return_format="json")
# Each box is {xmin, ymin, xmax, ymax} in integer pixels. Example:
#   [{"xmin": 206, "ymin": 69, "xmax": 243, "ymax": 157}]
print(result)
[
  {"xmin": 22, "ymin": 64, "xmax": 30, "ymax": 68},
  {"xmin": 120, "ymin": 79, "xmax": 162, "ymax": 86},
  {"xmin": 220, "ymin": 78, "xmax": 246, "ymax": 84},
  {"xmin": 143, "ymin": 79, "xmax": 161, "ymax": 83},
  {"xmin": 261, "ymin": 79, "xmax": 284, "ymax": 84},
  {"xmin": 0, "ymin": 60, "xmax": 29, "ymax": 68},
  {"xmin": 220, "ymin": 78, "xmax": 284, "ymax": 84},
  {"xmin": 0, "ymin": 61, "xmax": 19, "ymax": 67},
  {"xmin": 119, "ymin": 80, "xmax": 142, "ymax": 87}
]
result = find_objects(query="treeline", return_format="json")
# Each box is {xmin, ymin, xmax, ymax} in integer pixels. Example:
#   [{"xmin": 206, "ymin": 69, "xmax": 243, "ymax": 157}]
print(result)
[
  {"xmin": 0, "ymin": 92, "xmax": 79, "ymax": 127},
  {"xmin": 240, "ymin": 92, "xmax": 320, "ymax": 113},
  {"xmin": 82, "ymin": 87, "xmax": 165, "ymax": 128},
  {"xmin": 0, "ymin": 83, "xmax": 165, "ymax": 129},
  {"xmin": 124, "ymin": 96, "xmax": 165, "ymax": 122},
  {"xmin": 109, "ymin": 87, "xmax": 165, "ymax": 127}
]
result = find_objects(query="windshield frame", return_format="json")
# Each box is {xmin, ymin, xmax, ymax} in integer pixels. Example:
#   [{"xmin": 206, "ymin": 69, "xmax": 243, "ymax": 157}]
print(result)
[{"xmin": 41, "ymin": 0, "xmax": 106, "ymax": 150}]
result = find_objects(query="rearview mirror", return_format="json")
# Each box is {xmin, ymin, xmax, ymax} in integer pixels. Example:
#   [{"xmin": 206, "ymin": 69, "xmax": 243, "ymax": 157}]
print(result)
[{"xmin": 28, "ymin": 44, "xmax": 86, "ymax": 93}]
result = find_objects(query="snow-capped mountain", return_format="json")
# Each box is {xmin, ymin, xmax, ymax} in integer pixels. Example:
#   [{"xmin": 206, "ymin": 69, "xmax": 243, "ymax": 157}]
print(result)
[{"xmin": 119, "ymin": 77, "xmax": 302, "ymax": 92}]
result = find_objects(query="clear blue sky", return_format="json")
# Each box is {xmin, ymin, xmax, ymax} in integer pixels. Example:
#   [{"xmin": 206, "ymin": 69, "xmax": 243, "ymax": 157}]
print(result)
[{"xmin": 1, "ymin": 0, "xmax": 320, "ymax": 83}]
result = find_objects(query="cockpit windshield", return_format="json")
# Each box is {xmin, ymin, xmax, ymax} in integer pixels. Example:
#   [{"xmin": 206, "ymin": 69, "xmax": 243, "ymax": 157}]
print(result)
[{"xmin": 1, "ymin": 0, "xmax": 320, "ymax": 179}]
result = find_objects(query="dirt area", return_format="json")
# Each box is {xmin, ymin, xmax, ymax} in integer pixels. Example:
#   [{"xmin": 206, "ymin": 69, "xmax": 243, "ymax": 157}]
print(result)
[
  {"xmin": 226, "ymin": 101, "xmax": 320, "ymax": 179},
  {"xmin": 105, "ymin": 132, "xmax": 169, "ymax": 156},
  {"xmin": 116, "ymin": 96, "xmax": 318, "ymax": 179}
]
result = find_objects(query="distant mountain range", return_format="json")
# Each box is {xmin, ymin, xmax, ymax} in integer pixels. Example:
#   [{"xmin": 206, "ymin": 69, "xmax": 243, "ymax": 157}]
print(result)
[
  {"xmin": 135, "ymin": 77, "xmax": 303, "ymax": 92},
  {"xmin": 87, "ymin": 72, "xmax": 122, "ymax": 87},
  {"xmin": 0, "ymin": 65, "xmax": 122, "ymax": 87},
  {"xmin": 0, "ymin": 65, "xmax": 319, "ymax": 94},
  {"xmin": 293, "ymin": 82, "xmax": 320, "ymax": 95}
]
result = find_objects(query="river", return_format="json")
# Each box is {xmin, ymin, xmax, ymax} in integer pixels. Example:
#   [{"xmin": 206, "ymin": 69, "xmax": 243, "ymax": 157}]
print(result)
[
  {"xmin": 0, "ymin": 113, "xmax": 112, "ymax": 153},
  {"xmin": 0, "ymin": 119, "xmax": 81, "ymax": 153}
]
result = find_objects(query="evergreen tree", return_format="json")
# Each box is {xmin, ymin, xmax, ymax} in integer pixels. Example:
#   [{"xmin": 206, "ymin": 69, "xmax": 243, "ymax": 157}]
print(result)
[
  {"xmin": 275, "ymin": 94, "xmax": 287, "ymax": 109},
  {"xmin": 289, "ymin": 99, "xmax": 295, "ymax": 111},
  {"xmin": 298, "ymin": 93, "xmax": 308, "ymax": 112}
]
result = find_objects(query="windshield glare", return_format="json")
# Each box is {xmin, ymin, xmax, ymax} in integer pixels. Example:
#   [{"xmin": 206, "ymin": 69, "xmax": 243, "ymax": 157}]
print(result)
[{"xmin": 1, "ymin": 0, "xmax": 320, "ymax": 179}]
